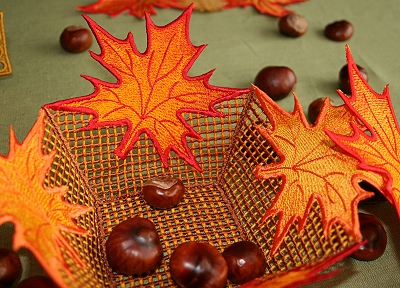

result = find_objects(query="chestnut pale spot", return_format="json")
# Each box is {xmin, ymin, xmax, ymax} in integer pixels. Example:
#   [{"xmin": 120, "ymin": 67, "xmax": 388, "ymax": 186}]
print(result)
[
  {"xmin": 222, "ymin": 241, "xmax": 266, "ymax": 284},
  {"xmin": 278, "ymin": 13, "xmax": 308, "ymax": 37}
]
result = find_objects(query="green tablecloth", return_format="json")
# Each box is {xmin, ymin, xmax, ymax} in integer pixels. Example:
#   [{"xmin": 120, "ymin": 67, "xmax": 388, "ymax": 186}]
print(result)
[{"xmin": 1, "ymin": 0, "xmax": 399, "ymax": 286}]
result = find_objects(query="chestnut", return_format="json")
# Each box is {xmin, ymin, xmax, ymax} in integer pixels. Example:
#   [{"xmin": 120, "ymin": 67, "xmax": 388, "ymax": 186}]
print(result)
[
  {"xmin": 338, "ymin": 64, "xmax": 368, "ymax": 95},
  {"xmin": 105, "ymin": 217, "xmax": 163, "ymax": 275},
  {"xmin": 142, "ymin": 177, "xmax": 185, "ymax": 209},
  {"xmin": 0, "ymin": 248, "xmax": 22, "ymax": 287},
  {"xmin": 307, "ymin": 97, "xmax": 335, "ymax": 124},
  {"xmin": 169, "ymin": 241, "xmax": 228, "ymax": 288},
  {"xmin": 222, "ymin": 241, "xmax": 266, "ymax": 284},
  {"xmin": 351, "ymin": 213, "xmax": 387, "ymax": 261},
  {"xmin": 278, "ymin": 13, "xmax": 308, "ymax": 37},
  {"xmin": 254, "ymin": 66, "xmax": 296, "ymax": 101},
  {"xmin": 14, "ymin": 276, "xmax": 58, "ymax": 288},
  {"xmin": 60, "ymin": 25, "xmax": 92, "ymax": 53},
  {"xmin": 324, "ymin": 20, "xmax": 354, "ymax": 41}
]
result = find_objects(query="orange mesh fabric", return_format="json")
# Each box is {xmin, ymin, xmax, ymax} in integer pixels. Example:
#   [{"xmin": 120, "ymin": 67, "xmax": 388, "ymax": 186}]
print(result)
[{"xmin": 41, "ymin": 91, "xmax": 354, "ymax": 287}]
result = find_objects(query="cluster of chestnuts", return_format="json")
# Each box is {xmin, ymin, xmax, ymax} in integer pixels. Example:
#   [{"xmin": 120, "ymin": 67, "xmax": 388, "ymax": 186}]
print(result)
[
  {"xmin": 106, "ymin": 217, "xmax": 266, "ymax": 287},
  {"xmin": 104, "ymin": 173, "xmax": 388, "ymax": 287},
  {"xmin": 256, "ymin": 15, "xmax": 362, "ymax": 122},
  {"xmin": 254, "ymin": 16, "xmax": 355, "ymax": 101},
  {"xmin": 278, "ymin": 14, "xmax": 353, "ymax": 42},
  {"xmin": 105, "ymin": 177, "xmax": 267, "ymax": 287},
  {"xmin": 170, "ymin": 240, "xmax": 266, "ymax": 287},
  {"xmin": 0, "ymin": 247, "xmax": 58, "ymax": 288}
]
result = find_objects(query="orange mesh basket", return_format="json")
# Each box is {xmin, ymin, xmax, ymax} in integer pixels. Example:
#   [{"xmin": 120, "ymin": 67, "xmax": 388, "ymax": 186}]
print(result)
[{"xmin": 41, "ymin": 91, "xmax": 354, "ymax": 287}]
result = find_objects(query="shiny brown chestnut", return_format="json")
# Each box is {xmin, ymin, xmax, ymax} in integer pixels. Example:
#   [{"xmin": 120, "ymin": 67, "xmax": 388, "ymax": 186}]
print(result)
[
  {"xmin": 222, "ymin": 241, "xmax": 266, "ymax": 284},
  {"xmin": 0, "ymin": 248, "xmax": 22, "ymax": 287},
  {"xmin": 142, "ymin": 177, "xmax": 185, "ymax": 209},
  {"xmin": 324, "ymin": 20, "xmax": 354, "ymax": 41},
  {"xmin": 14, "ymin": 276, "xmax": 59, "ymax": 288},
  {"xmin": 169, "ymin": 241, "xmax": 228, "ymax": 288},
  {"xmin": 351, "ymin": 213, "xmax": 387, "ymax": 261},
  {"xmin": 339, "ymin": 64, "xmax": 368, "ymax": 95},
  {"xmin": 106, "ymin": 217, "xmax": 163, "ymax": 275},
  {"xmin": 254, "ymin": 66, "xmax": 296, "ymax": 101},
  {"xmin": 60, "ymin": 25, "xmax": 92, "ymax": 53},
  {"xmin": 278, "ymin": 13, "xmax": 308, "ymax": 37}
]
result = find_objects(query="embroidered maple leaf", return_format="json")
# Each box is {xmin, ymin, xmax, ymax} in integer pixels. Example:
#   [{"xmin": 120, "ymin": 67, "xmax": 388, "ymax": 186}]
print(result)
[
  {"xmin": 225, "ymin": 0, "xmax": 308, "ymax": 17},
  {"xmin": 47, "ymin": 7, "xmax": 248, "ymax": 171},
  {"xmin": 0, "ymin": 110, "xmax": 91, "ymax": 288},
  {"xmin": 253, "ymin": 86, "xmax": 385, "ymax": 255},
  {"xmin": 327, "ymin": 46, "xmax": 400, "ymax": 216},
  {"xmin": 77, "ymin": 0, "xmax": 185, "ymax": 18},
  {"xmin": 241, "ymin": 241, "xmax": 364, "ymax": 288}
]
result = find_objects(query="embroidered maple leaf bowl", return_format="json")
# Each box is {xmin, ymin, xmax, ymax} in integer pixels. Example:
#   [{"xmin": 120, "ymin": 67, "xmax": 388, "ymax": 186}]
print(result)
[
  {"xmin": 10, "ymin": 5, "xmax": 387, "ymax": 288},
  {"xmin": 39, "ymin": 88, "xmax": 355, "ymax": 287}
]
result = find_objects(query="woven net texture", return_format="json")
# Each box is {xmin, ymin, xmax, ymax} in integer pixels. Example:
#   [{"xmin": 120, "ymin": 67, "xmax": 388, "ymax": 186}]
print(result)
[{"xmin": 41, "ymin": 91, "xmax": 354, "ymax": 287}]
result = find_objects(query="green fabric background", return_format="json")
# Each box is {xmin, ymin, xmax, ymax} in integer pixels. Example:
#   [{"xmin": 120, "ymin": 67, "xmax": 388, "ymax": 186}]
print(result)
[{"xmin": 0, "ymin": 0, "xmax": 399, "ymax": 286}]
